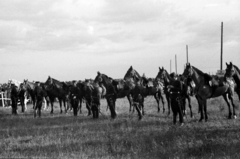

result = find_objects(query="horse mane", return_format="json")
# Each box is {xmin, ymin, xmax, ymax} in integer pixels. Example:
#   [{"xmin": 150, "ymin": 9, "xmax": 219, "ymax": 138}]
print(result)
[
  {"xmin": 233, "ymin": 65, "xmax": 240, "ymax": 86},
  {"xmin": 234, "ymin": 65, "xmax": 240, "ymax": 74},
  {"xmin": 94, "ymin": 73, "xmax": 112, "ymax": 85},
  {"xmin": 163, "ymin": 69, "xmax": 172, "ymax": 82},
  {"xmin": 124, "ymin": 67, "xmax": 141, "ymax": 80},
  {"xmin": 46, "ymin": 76, "xmax": 64, "ymax": 89},
  {"xmin": 26, "ymin": 81, "xmax": 35, "ymax": 90},
  {"xmin": 192, "ymin": 66, "xmax": 205, "ymax": 76}
]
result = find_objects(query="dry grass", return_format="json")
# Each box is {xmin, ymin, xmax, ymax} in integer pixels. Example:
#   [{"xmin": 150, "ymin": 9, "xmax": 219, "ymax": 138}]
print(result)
[{"xmin": 0, "ymin": 95, "xmax": 240, "ymax": 159}]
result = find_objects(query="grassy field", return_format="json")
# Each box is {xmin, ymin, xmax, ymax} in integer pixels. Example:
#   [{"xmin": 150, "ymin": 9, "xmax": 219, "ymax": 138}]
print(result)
[{"xmin": 0, "ymin": 95, "xmax": 240, "ymax": 159}]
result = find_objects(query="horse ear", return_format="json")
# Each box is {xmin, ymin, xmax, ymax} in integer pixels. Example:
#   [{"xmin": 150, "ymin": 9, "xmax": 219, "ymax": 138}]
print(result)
[
  {"xmin": 230, "ymin": 62, "xmax": 233, "ymax": 66},
  {"xmin": 226, "ymin": 62, "xmax": 229, "ymax": 66},
  {"xmin": 97, "ymin": 71, "xmax": 101, "ymax": 75},
  {"xmin": 162, "ymin": 66, "xmax": 164, "ymax": 70}
]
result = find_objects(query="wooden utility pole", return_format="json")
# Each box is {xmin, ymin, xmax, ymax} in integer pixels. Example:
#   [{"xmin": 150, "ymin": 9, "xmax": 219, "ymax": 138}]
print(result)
[
  {"xmin": 175, "ymin": 55, "xmax": 177, "ymax": 74},
  {"xmin": 186, "ymin": 45, "xmax": 188, "ymax": 63},
  {"xmin": 220, "ymin": 22, "xmax": 223, "ymax": 70},
  {"xmin": 170, "ymin": 60, "xmax": 172, "ymax": 73}
]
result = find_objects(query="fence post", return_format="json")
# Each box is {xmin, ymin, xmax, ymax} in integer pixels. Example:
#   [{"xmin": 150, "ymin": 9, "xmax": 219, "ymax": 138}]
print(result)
[{"xmin": 0, "ymin": 92, "xmax": 5, "ymax": 107}]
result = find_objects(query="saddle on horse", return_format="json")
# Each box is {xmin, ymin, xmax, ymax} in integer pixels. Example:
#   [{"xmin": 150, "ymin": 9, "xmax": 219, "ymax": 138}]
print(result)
[{"xmin": 204, "ymin": 73, "xmax": 235, "ymax": 96}]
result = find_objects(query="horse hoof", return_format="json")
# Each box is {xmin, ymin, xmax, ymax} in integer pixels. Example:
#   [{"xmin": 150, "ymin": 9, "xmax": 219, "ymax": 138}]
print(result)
[
  {"xmin": 234, "ymin": 115, "xmax": 237, "ymax": 119},
  {"xmin": 180, "ymin": 123, "xmax": 184, "ymax": 126}
]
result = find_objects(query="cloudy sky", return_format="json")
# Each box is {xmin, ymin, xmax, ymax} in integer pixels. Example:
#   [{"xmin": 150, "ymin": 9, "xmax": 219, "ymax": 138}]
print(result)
[{"xmin": 0, "ymin": 0, "xmax": 239, "ymax": 83}]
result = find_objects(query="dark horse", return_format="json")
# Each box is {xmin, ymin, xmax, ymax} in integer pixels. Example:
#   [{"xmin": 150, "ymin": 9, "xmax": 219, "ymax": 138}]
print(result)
[
  {"xmin": 121, "ymin": 66, "xmax": 141, "ymax": 112},
  {"xmin": 123, "ymin": 66, "xmax": 164, "ymax": 113},
  {"xmin": 18, "ymin": 83, "xmax": 27, "ymax": 113},
  {"xmin": 141, "ymin": 74, "xmax": 165, "ymax": 113},
  {"xmin": 67, "ymin": 81, "xmax": 84, "ymax": 116},
  {"xmin": 94, "ymin": 72, "xmax": 117, "ymax": 119},
  {"xmin": 225, "ymin": 62, "xmax": 240, "ymax": 101},
  {"xmin": 82, "ymin": 79, "xmax": 97, "ymax": 117},
  {"xmin": 45, "ymin": 76, "xmax": 69, "ymax": 114},
  {"xmin": 179, "ymin": 75, "xmax": 197, "ymax": 118},
  {"xmin": 23, "ymin": 79, "xmax": 36, "ymax": 109},
  {"xmin": 156, "ymin": 67, "xmax": 195, "ymax": 117},
  {"xmin": 122, "ymin": 68, "xmax": 157, "ymax": 119},
  {"xmin": 156, "ymin": 67, "xmax": 176, "ymax": 115},
  {"xmin": 183, "ymin": 63, "xmax": 236, "ymax": 122}
]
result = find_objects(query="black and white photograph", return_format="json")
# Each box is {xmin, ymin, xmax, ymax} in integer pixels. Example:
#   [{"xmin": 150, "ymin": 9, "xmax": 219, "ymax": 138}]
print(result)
[{"xmin": 0, "ymin": 0, "xmax": 239, "ymax": 158}]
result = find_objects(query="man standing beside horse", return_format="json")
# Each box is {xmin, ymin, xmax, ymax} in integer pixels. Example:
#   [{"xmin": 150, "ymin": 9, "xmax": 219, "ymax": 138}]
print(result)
[
  {"xmin": 167, "ymin": 73, "xmax": 185, "ymax": 125},
  {"xmin": 34, "ymin": 82, "xmax": 44, "ymax": 118},
  {"xmin": 10, "ymin": 83, "xmax": 18, "ymax": 115}
]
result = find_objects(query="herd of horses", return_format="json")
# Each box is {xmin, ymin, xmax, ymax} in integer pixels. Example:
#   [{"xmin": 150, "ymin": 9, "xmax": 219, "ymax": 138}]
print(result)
[{"xmin": 0, "ymin": 62, "xmax": 239, "ymax": 124}]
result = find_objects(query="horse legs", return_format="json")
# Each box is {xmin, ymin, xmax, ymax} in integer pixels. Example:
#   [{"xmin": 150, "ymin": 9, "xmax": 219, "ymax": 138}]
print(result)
[
  {"xmin": 63, "ymin": 99, "xmax": 67, "ymax": 113},
  {"xmin": 127, "ymin": 94, "xmax": 133, "ymax": 113},
  {"xmin": 134, "ymin": 103, "xmax": 142, "ymax": 120},
  {"xmin": 159, "ymin": 93, "xmax": 165, "ymax": 113},
  {"xmin": 24, "ymin": 96, "xmax": 28, "ymax": 111},
  {"xmin": 38, "ymin": 105, "xmax": 42, "ymax": 117},
  {"xmin": 107, "ymin": 97, "xmax": 117, "ymax": 119},
  {"xmin": 85, "ymin": 98, "xmax": 92, "ymax": 116},
  {"xmin": 78, "ymin": 98, "xmax": 82, "ymax": 114},
  {"xmin": 223, "ymin": 93, "xmax": 232, "ymax": 119},
  {"xmin": 141, "ymin": 99, "xmax": 145, "ymax": 116},
  {"xmin": 43, "ymin": 97, "xmax": 47, "ymax": 110},
  {"xmin": 96, "ymin": 104, "xmax": 100, "ymax": 118},
  {"xmin": 198, "ymin": 98, "xmax": 204, "ymax": 122},
  {"xmin": 203, "ymin": 99, "xmax": 208, "ymax": 122},
  {"xmin": 58, "ymin": 99, "xmax": 63, "ymax": 114},
  {"xmin": 222, "ymin": 94, "xmax": 233, "ymax": 119},
  {"xmin": 186, "ymin": 96, "xmax": 193, "ymax": 118},
  {"xmin": 49, "ymin": 97, "xmax": 54, "ymax": 114},
  {"xmin": 166, "ymin": 93, "xmax": 171, "ymax": 115},
  {"xmin": 34, "ymin": 99, "xmax": 40, "ymax": 118},
  {"xmin": 154, "ymin": 93, "xmax": 160, "ymax": 112},
  {"xmin": 228, "ymin": 93, "xmax": 237, "ymax": 119}
]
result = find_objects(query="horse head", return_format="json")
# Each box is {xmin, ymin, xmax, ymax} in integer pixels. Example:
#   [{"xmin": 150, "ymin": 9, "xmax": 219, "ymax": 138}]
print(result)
[
  {"xmin": 183, "ymin": 63, "xmax": 194, "ymax": 78},
  {"xmin": 94, "ymin": 72, "xmax": 112, "ymax": 85},
  {"xmin": 124, "ymin": 66, "xmax": 141, "ymax": 82},
  {"xmin": 225, "ymin": 62, "xmax": 236, "ymax": 78},
  {"xmin": 45, "ymin": 76, "xmax": 63, "ymax": 91},
  {"xmin": 156, "ymin": 66, "xmax": 171, "ymax": 83}
]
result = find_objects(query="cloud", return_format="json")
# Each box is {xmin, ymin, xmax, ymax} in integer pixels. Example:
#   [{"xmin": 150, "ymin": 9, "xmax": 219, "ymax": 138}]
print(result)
[
  {"xmin": 99, "ymin": 0, "xmax": 170, "ymax": 23},
  {"xmin": 0, "ymin": 0, "xmax": 239, "ymax": 82}
]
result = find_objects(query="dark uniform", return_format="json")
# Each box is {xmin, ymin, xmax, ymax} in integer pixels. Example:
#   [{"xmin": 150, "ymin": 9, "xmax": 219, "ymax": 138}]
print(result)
[
  {"xmin": 69, "ymin": 86, "xmax": 80, "ymax": 116},
  {"xmin": 18, "ymin": 84, "xmax": 26, "ymax": 112},
  {"xmin": 168, "ymin": 73, "xmax": 184, "ymax": 125},
  {"xmin": 34, "ymin": 82, "xmax": 44, "ymax": 117},
  {"xmin": 10, "ymin": 84, "xmax": 18, "ymax": 115}
]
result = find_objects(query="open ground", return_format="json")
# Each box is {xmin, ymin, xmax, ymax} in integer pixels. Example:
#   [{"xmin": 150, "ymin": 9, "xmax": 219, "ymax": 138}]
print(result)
[{"xmin": 0, "ymin": 95, "xmax": 240, "ymax": 159}]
